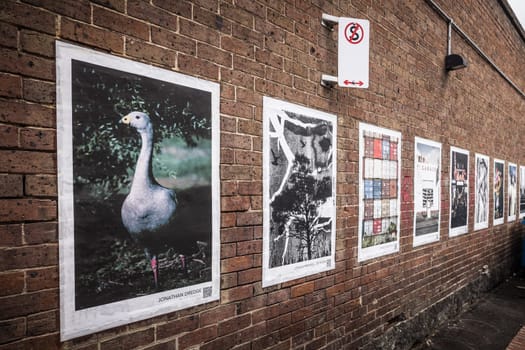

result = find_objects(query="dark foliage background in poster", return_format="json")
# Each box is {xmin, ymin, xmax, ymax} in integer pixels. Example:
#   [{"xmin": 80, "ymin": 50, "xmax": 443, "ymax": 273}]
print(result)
[
  {"xmin": 494, "ymin": 162, "xmax": 504, "ymax": 220},
  {"xmin": 451, "ymin": 151, "xmax": 468, "ymax": 229},
  {"xmin": 268, "ymin": 112, "xmax": 333, "ymax": 268},
  {"xmin": 71, "ymin": 61, "xmax": 213, "ymax": 309}
]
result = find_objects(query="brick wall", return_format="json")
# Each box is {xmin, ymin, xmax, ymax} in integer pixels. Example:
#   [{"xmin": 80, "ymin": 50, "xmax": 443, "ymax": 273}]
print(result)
[{"xmin": 0, "ymin": 0, "xmax": 524, "ymax": 349}]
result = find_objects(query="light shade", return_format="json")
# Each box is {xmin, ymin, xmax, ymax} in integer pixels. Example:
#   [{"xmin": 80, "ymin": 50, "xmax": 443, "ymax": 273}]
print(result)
[{"xmin": 445, "ymin": 54, "xmax": 467, "ymax": 70}]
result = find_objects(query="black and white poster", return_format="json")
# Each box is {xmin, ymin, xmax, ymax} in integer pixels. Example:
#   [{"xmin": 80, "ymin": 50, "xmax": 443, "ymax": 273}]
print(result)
[
  {"xmin": 262, "ymin": 97, "xmax": 336, "ymax": 287},
  {"xmin": 449, "ymin": 147, "xmax": 469, "ymax": 237},
  {"xmin": 474, "ymin": 153, "xmax": 489, "ymax": 231},
  {"xmin": 494, "ymin": 159, "xmax": 505, "ymax": 226},
  {"xmin": 56, "ymin": 42, "xmax": 220, "ymax": 340},
  {"xmin": 520, "ymin": 165, "xmax": 525, "ymax": 219},
  {"xmin": 508, "ymin": 162, "xmax": 517, "ymax": 222},
  {"xmin": 413, "ymin": 137, "xmax": 441, "ymax": 246},
  {"xmin": 358, "ymin": 123, "xmax": 401, "ymax": 261}
]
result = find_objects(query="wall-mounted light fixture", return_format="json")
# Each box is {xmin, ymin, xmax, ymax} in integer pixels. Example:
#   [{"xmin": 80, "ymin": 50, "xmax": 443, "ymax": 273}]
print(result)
[{"xmin": 445, "ymin": 20, "xmax": 467, "ymax": 71}]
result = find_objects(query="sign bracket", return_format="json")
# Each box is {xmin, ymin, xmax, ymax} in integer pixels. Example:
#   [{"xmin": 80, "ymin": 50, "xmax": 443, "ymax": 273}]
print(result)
[{"xmin": 321, "ymin": 14, "xmax": 340, "ymax": 31}]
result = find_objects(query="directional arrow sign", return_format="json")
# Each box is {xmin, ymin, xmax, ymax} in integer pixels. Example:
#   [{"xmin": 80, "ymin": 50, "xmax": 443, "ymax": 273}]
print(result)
[{"xmin": 338, "ymin": 18, "xmax": 369, "ymax": 88}]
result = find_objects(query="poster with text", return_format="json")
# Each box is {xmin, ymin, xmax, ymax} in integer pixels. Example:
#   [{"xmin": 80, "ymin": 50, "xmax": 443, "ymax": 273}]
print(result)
[
  {"xmin": 56, "ymin": 42, "xmax": 220, "ymax": 340},
  {"xmin": 358, "ymin": 123, "xmax": 401, "ymax": 261},
  {"xmin": 494, "ymin": 159, "xmax": 505, "ymax": 225},
  {"xmin": 474, "ymin": 154, "xmax": 489, "ymax": 231},
  {"xmin": 262, "ymin": 97, "xmax": 336, "ymax": 287},
  {"xmin": 449, "ymin": 147, "xmax": 469, "ymax": 236},
  {"xmin": 508, "ymin": 162, "xmax": 517, "ymax": 222},
  {"xmin": 520, "ymin": 165, "xmax": 525, "ymax": 219},
  {"xmin": 413, "ymin": 137, "xmax": 441, "ymax": 246}
]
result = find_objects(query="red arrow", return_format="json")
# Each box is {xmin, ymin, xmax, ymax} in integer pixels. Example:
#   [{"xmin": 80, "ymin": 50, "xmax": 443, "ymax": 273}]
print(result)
[{"xmin": 344, "ymin": 80, "xmax": 364, "ymax": 86}]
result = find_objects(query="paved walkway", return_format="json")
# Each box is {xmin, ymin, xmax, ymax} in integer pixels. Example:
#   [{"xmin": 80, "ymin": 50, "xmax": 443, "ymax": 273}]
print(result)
[{"xmin": 414, "ymin": 276, "xmax": 525, "ymax": 350}]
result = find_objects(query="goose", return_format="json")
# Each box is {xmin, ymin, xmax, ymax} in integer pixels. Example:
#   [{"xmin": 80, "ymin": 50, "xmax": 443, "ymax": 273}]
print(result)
[{"xmin": 119, "ymin": 111, "xmax": 177, "ymax": 289}]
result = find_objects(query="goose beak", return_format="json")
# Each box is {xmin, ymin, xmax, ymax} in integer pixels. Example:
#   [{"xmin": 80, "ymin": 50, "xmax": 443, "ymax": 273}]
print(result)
[{"xmin": 120, "ymin": 115, "xmax": 131, "ymax": 124}]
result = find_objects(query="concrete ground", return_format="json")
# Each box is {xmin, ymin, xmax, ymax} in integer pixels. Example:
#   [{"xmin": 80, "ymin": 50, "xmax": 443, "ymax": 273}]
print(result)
[{"xmin": 412, "ymin": 275, "xmax": 525, "ymax": 350}]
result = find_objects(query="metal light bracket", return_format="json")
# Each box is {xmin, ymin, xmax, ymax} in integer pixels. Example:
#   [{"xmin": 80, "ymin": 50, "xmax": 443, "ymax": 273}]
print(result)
[
  {"xmin": 320, "ymin": 74, "xmax": 338, "ymax": 88},
  {"xmin": 321, "ymin": 13, "xmax": 340, "ymax": 31}
]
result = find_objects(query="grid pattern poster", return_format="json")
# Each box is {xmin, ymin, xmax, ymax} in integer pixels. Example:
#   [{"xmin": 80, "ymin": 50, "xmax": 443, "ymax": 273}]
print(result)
[
  {"xmin": 262, "ymin": 97, "xmax": 336, "ymax": 287},
  {"xmin": 358, "ymin": 123, "xmax": 401, "ymax": 261},
  {"xmin": 519, "ymin": 165, "xmax": 525, "ymax": 219},
  {"xmin": 449, "ymin": 147, "xmax": 469, "ymax": 236},
  {"xmin": 474, "ymin": 154, "xmax": 490, "ymax": 231},
  {"xmin": 413, "ymin": 137, "xmax": 441, "ymax": 247},
  {"xmin": 56, "ymin": 42, "xmax": 220, "ymax": 340},
  {"xmin": 494, "ymin": 159, "xmax": 505, "ymax": 226},
  {"xmin": 508, "ymin": 162, "xmax": 517, "ymax": 222}
]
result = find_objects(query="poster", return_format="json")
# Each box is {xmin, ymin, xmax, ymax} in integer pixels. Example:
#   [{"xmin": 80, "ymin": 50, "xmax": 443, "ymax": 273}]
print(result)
[
  {"xmin": 358, "ymin": 123, "xmax": 401, "ymax": 261},
  {"xmin": 56, "ymin": 42, "xmax": 220, "ymax": 340},
  {"xmin": 494, "ymin": 159, "xmax": 505, "ymax": 226},
  {"xmin": 474, "ymin": 154, "xmax": 489, "ymax": 231},
  {"xmin": 449, "ymin": 147, "xmax": 469, "ymax": 236},
  {"xmin": 520, "ymin": 165, "xmax": 525, "ymax": 219},
  {"xmin": 413, "ymin": 137, "xmax": 441, "ymax": 246},
  {"xmin": 262, "ymin": 97, "xmax": 336, "ymax": 287},
  {"xmin": 508, "ymin": 162, "xmax": 517, "ymax": 222}
]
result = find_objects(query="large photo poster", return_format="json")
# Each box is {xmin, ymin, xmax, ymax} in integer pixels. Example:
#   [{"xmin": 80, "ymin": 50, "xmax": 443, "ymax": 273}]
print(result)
[
  {"xmin": 56, "ymin": 42, "xmax": 220, "ymax": 340},
  {"xmin": 413, "ymin": 137, "xmax": 441, "ymax": 246},
  {"xmin": 474, "ymin": 154, "xmax": 489, "ymax": 231},
  {"xmin": 449, "ymin": 147, "xmax": 469, "ymax": 237},
  {"xmin": 494, "ymin": 159, "xmax": 505, "ymax": 226},
  {"xmin": 508, "ymin": 162, "xmax": 517, "ymax": 222},
  {"xmin": 358, "ymin": 123, "xmax": 401, "ymax": 261},
  {"xmin": 262, "ymin": 97, "xmax": 336, "ymax": 287},
  {"xmin": 519, "ymin": 165, "xmax": 525, "ymax": 219}
]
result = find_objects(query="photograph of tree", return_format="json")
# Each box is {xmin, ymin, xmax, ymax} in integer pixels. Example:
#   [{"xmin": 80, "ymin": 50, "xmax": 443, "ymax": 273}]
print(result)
[
  {"xmin": 494, "ymin": 159, "xmax": 505, "ymax": 226},
  {"xmin": 519, "ymin": 165, "xmax": 525, "ymax": 219},
  {"xmin": 413, "ymin": 137, "xmax": 441, "ymax": 246},
  {"xmin": 262, "ymin": 97, "xmax": 336, "ymax": 287},
  {"xmin": 56, "ymin": 42, "xmax": 220, "ymax": 340},
  {"xmin": 449, "ymin": 147, "xmax": 469, "ymax": 237},
  {"xmin": 474, "ymin": 154, "xmax": 489, "ymax": 231},
  {"xmin": 508, "ymin": 162, "xmax": 517, "ymax": 222},
  {"xmin": 358, "ymin": 123, "xmax": 401, "ymax": 261}
]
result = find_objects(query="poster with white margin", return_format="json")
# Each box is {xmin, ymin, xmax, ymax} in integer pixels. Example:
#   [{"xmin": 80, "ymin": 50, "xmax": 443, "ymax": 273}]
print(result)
[
  {"xmin": 449, "ymin": 146, "xmax": 469, "ymax": 237},
  {"xmin": 508, "ymin": 162, "xmax": 517, "ymax": 222},
  {"xmin": 519, "ymin": 165, "xmax": 525, "ymax": 219},
  {"xmin": 494, "ymin": 159, "xmax": 505, "ymax": 226},
  {"xmin": 474, "ymin": 153, "xmax": 490, "ymax": 231}
]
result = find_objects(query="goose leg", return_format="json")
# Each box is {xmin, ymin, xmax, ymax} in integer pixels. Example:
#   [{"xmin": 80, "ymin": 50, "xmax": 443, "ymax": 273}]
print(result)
[{"xmin": 144, "ymin": 248, "xmax": 158, "ymax": 289}]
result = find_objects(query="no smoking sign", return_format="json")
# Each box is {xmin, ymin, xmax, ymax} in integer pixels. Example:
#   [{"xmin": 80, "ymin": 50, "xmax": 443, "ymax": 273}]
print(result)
[{"xmin": 338, "ymin": 18, "xmax": 369, "ymax": 88}]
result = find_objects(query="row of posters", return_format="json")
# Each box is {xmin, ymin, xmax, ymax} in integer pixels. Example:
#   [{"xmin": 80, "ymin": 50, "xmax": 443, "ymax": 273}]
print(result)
[{"xmin": 56, "ymin": 42, "xmax": 523, "ymax": 340}]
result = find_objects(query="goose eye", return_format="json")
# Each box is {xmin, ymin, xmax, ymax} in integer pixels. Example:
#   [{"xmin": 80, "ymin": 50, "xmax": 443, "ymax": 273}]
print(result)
[{"xmin": 135, "ymin": 115, "xmax": 140, "ymax": 119}]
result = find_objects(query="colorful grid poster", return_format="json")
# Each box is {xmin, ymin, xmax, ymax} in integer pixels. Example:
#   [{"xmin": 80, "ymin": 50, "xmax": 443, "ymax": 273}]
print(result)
[
  {"xmin": 474, "ymin": 154, "xmax": 489, "ymax": 231},
  {"xmin": 449, "ymin": 147, "xmax": 469, "ymax": 237},
  {"xmin": 519, "ymin": 165, "xmax": 525, "ymax": 219},
  {"xmin": 358, "ymin": 123, "xmax": 401, "ymax": 261},
  {"xmin": 413, "ymin": 137, "xmax": 441, "ymax": 246},
  {"xmin": 508, "ymin": 162, "xmax": 517, "ymax": 222},
  {"xmin": 494, "ymin": 159, "xmax": 505, "ymax": 226}
]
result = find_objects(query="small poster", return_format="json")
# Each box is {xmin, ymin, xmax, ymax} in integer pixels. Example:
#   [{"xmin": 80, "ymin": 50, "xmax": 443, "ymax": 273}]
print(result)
[
  {"xmin": 413, "ymin": 137, "xmax": 441, "ymax": 246},
  {"xmin": 508, "ymin": 162, "xmax": 517, "ymax": 222},
  {"xmin": 358, "ymin": 123, "xmax": 401, "ymax": 261},
  {"xmin": 449, "ymin": 147, "xmax": 469, "ymax": 237},
  {"xmin": 56, "ymin": 42, "xmax": 220, "ymax": 340},
  {"xmin": 474, "ymin": 154, "xmax": 489, "ymax": 231},
  {"xmin": 519, "ymin": 165, "xmax": 525, "ymax": 219},
  {"xmin": 262, "ymin": 97, "xmax": 336, "ymax": 287},
  {"xmin": 494, "ymin": 159, "xmax": 505, "ymax": 226}
]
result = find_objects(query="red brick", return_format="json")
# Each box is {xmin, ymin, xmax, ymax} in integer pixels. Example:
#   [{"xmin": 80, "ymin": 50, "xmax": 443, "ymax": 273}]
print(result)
[
  {"xmin": 0, "ymin": 22, "xmax": 17, "ymax": 48},
  {"xmin": 197, "ymin": 43, "xmax": 232, "ymax": 67},
  {"xmin": 221, "ymin": 36, "xmax": 254, "ymax": 59},
  {"xmin": 26, "ymin": 310, "xmax": 57, "ymax": 336},
  {"xmin": 221, "ymin": 164, "xmax": 253, "ymax": 180},
  {"xmin": 235, "ymin": 150, "xmax": 262, "ymax": 166},
  {"xmin": 0, "ymin": 100, "xmax": 55, "ymax": 127},
  {"xmin": 1, "ymin": 334, "xmax": 60, "ymax": 349},
  {"xmin": 101, "ymin": 328, "xmax": 155, "ymax": 350},
  {"xmin": 22, "ymin": 79, "xmax": 55, "ymax": 104},
  {"xmin": 179, "ymin": 18, "xmax": 220, "ymax": 46},
  {"xmin": 26, "ymin": 266, "xmax": 58, "ymax": 292},
  {"xmin": 238, "ymin": 267, "xmax": 262, "ymax": 285},
  {"xmin": 19, "ymin": 127, "xmax": 55, "ymax": 151},
  {"xmin": 221, "ymin": 196, "xmax": 251, "ymax": 212},
  {"xmin": 0, "ymin": 150, "xmax": 56, "ymax": 174},
  {"xmin": 126, "ymin": 38, "xmax": 176, "ymax": 67},
  {"xmin": 236, "ymin": 211, "xmax": 262, "ymax": 226},
  {"xmin": 0, "ymin": 48, "xmax": 55, "ymax": 81},
  {"xmin": 61, "ymin": 18, "xmax": 123, "ymax": 54},
  {"xmin": 221, "ymin": 255, "xmax": 253, "ymax": 273},
  {"xmin": 91, "ymin": 0, "xmax": 125, "ymax": 12},
  {"xmin": 267, "ymin": 313, "xmax": 291, "ymax": 332},
  {"xmin": 24, "ymin": 0, "xmax": 91, "ymax": 22},
  {"xmin": 127, "ymin": 0, "xmax": 176, "ymax": 29},
  {"xmin": 218, "ymin": 314, "xmax": 251, "ymax": 336},
  {"xmin": 220, "ymin": 133, "xmax": 252, "ymax": 149},
  {"xmin": 268, "ymin": 289, "xmax": 289, "ymax": 305},
  {"xmin": 20, "ymin": 30, "xmax": 55, "ymax": 58},
  {"xmin": 93, "ymin": 5, "xmax": 150, "ymax": 41},
  {"xmin": 0, "ymin": 224, "xmax": 22, "ymax": 246},
  {"xmin": 24, "ymin": 221, "xmax": 57, "ymax": 245},
  {"xmin": 221, "ymin": 227, "xmax": 254, "ymax": 243},
  {"xmin": 0, "ymin": 317, "xmax": 26, "ymax": 344},
  {"xmin": 0, "ymin": 1, "xmax": 56, "ymax": 35},
  {"xmin": 221, "ymin": 285, "xmax": 253, "ymax": 303},
  {"xmin": 178, "ymin": 54, "xmax": 219, "ymax": 81},
  {"xmin": 193, "ymin": 7, "xmax": 232, "ymax": 34},
  {"xmin": 199, "ymin": 304, "xmax": 236, "ymax": 327},
  {"xmin": 142, "ymin": 341, "xmax": 176, "ymax": 350},
  {"xmin": 152, "ymin": 0, "xmax": 192, "ymax": 17},
  {"xmin": 233, "ymin": 55, "xmax": 265, "ymax": 76},
  {"xmin": 221, "ymin": 272, "xmax": 238, "ymax": 289},
  {"xmin": 0, "ymin": 271, "xmax": 24, "ymax": 296},
  {"xmin": 1, "ymin": 244, "xmax": 57, "ymax": 270},
  {"xmin": 151, "ymin": 27, "xmax": 196, "ymax": 55},
  {"xmin": 238, "ymin": 181, "xmax": 262, "ymax": 195},
  {"xmin": 24, "ymin": 175, "xmax": 57, "ymax": 197},
  {"xmin": 156, "ymin": 315, "xmax": 199, "ymax": 340},
  {"xmin": 237, "ymin": 240, "xmax": 262, "ymax": 255},
  {"xmin": 178, "ymin": 325, "xmax": 217, "ymax": 349},
  {"xmin": 0, "ymin": 174, "xmax": 23, "ymax": 198},
  {"xmin": 220, "ymin": 68, "xmax": 255, "ymax": 89},
  {"xmin": 0, "ymin": 289, "xmax": 58, "ymax": 319},
  {"xmin": 0, "ymin": 73, "xmax": 22, "ymax": 98},
  {"xmin": 220, "ymin": 3, "xmax": 253, "ymax": 28}
]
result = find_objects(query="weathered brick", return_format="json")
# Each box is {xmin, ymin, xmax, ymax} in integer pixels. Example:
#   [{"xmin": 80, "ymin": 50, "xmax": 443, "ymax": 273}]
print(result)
[
  {"xmin": 0, "ymin": 317, "xmax": 26, "ymax": 344},
  {"xmin": 178, "ymin": 53, "xmax": 219, "ymax": 80},
  {"xmin": 24, "ymin": 0, "xmax": 91, "ymax": 22},
  {"xmin": 26, "ymin": 266, "xmax": 58, "ymax": 292},
  {"xmin": 0, "ymin": 1, "xmax": 56, "ymax": 35},
  {"xmin": 237, "ymin": 240, "xmax": 262, "ymax": 255},
  {"xmin": 0, "ymin": 271, "xmax": 24, "ymax": 296},
  {"xmin": 0, "ymin": 48, "xmax": 55, "ymax": 81},
  {"xmin": 238, "ymin": 267, "xmax": 262, "ymax": 285},
  {"xmin": 93, "ymin": 5, "xmax": 150, "ymax": 41},
  {"xmin": 218, "ymin": 313, "xmax": 251, "ymax": 336},
  {"xmin": 199, "ymin": 304, "xmax": 236, "ymax": 327},
  {"xmin": 194, "ymin": 7, "xmax": 232, "ymax": 34},
  {"xmin": 235, "ymin": 150, "xmax": 262, "ymax": 166},
  {"xmin": 151, "ymin": 27, "xmax": 196, "ymax": 55},
  {"xmin": 0, "ymin": 150, "xmax": 56, "ymax": 174},
  {"xmin": 197, "ymin": 43, "xmax": 232, "ymax": 67},
  {"xmin": 152, "ymin": 0, "xmax": 192, "ymax": 17},
  {"xmin": 91, "ymin": 0, "xmax": 125, "ymax": 12},
  {"xmin": 178, "ymin": 325, "xmax": 217, "ymax": 349},
  {"xmin": 26, "ymin": 310, "xmax": 57, "ymax": 336},
  {"xmin": 24, "ymin": 175, "xmax": 57, "ymax": 197},
  {"xmin": 0, "ymin": 174, "xmax": 23, "ymax": 197},
  {"xmin": 19, "ymin": 127, "xmax": 55, "ymax": 151},
  {"xmin": 127, "ymin": 0, "xmax": 176, "ymax": 29},
  {"xmin": 1, "ymin": 244, "xmax": 57, "ymax": 270},
  {"xmin": 221, "ymin": 285, "xmax": 253, "ymax": 303},
  {"xmin": 0, "ymin": 22, "xmax": 17, "ymax": 48},
  {"xmin": 126, "ymin": 38, "xmax": 176, "ymax": 67},
  {"xmin": 221, "ymin": 36, "xmax": 254, "ymax": 59},
  {"xmin": 0, "ymin": 289, "xmax": 58, "ymax": 319},
  {"xmin": 22, "ymin": 79, "xmax": 55, "ymax": 104},
  {"xmin": 0, "ymin": 73, "xmax": 22, "ymax": 98},
  {"xmin": 100, "ymin": 328, "xmax": 155, "ymax": 350},
  {"xmin": 221, "ymin": 227, "xmax": 254, "ymax": 243},
  {"xmin": 221, "ymin": 255, "xmax": 253, "ymax": 273},
  {"xmin": 220, "ymin": 3, "xmax": 253, "ymax": 28},
  {"xmin": 61, "ymin": 18, "xmax": 123, "ymax": 54},
  {"xmin": 20, "ymin": 30, "xmax": 55, "ymax": 58},
  {"xmin": 179, "ymin": 18, "xmax": 220, "ymax": 46},
  {"xmin": 24, "ymin": 221, "xmax": 57, "ymax": 245},
  {"xmin": 156, "ymin": 315, "xmax": 199, "ymax": 340},
  {"xmin": 221, "ymin": 196, "xmax": 251, "ymax": 212},
  {"xmin": 236, "ymin": 211, "xmax": 262, "ymax": 226},
  {"xmin": 0, "ymin": 100, "xmax": 55, "ymax": 127}
]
